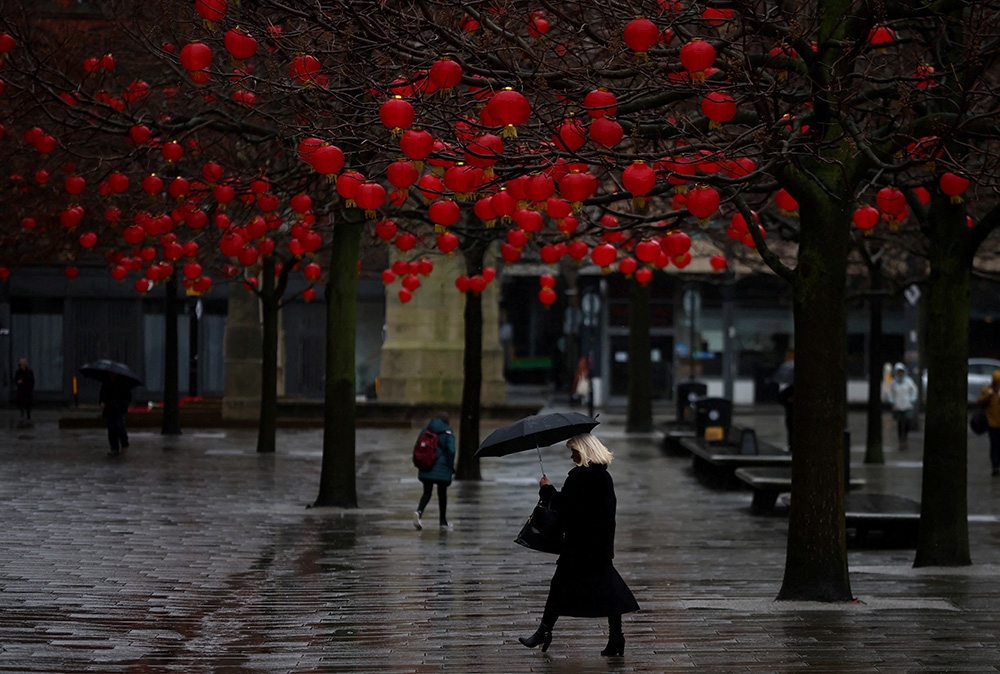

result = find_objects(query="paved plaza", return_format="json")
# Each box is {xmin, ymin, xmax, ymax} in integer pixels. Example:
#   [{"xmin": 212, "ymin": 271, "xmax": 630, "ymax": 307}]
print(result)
[{"xmin": 2, "ymin": 400, "xmax": 1000, "ymax": 673}]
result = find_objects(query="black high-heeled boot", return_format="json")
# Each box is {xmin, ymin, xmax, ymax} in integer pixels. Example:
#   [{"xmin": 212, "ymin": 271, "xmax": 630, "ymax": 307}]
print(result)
[
  {"xmin": 518, "ymin": 623, "xmax": 553, "ymax": 652},
  {"xmin": 601, "ymin": 633, "xmax": 625, "ymax": 657}
]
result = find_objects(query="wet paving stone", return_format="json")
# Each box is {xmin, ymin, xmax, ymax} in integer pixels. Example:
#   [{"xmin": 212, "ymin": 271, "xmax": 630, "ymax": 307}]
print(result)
[{"xmin": 2, "ymin": 408, "xmax": 1000, "ymax": 672}]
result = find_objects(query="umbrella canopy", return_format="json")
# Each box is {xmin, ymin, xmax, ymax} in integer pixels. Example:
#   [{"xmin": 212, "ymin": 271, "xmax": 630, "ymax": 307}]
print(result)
[
  {"xmin": 79, "ymin": 360, "xmax": 142, "ymax": 389},
  {"xmin": 476, "ymin": 412, "xmax": 600, "ymax": 458}
]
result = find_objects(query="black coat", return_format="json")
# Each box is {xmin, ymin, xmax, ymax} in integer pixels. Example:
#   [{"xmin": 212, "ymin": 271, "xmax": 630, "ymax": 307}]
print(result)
[{"xmin": 539, "ymin": 463, "xmax": 639, "ymax": 618}]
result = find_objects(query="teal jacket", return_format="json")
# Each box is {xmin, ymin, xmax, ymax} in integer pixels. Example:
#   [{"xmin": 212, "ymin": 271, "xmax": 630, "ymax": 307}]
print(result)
[{"xmin": 417, "ymin": 417, "xmax": 456, "ymax": 484}]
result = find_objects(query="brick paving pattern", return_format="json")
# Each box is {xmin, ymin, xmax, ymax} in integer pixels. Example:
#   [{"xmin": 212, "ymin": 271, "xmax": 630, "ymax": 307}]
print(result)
[{"xmin": 2, "ymin": 405, "xmax": 1000, "ymax": 672}]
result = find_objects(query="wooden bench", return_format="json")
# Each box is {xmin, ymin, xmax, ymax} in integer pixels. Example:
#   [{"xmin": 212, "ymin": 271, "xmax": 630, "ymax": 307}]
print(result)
[
  {"xmin": 735, "ymin": 466, "xmax": 867, "ymax": 515},
  {"xmin": 662, "ymin": 420, "xmax": 697, "ymax": 455},
  {"xmin": 680, "ymin": 427, "xmax": 791, "ymax": 488}
]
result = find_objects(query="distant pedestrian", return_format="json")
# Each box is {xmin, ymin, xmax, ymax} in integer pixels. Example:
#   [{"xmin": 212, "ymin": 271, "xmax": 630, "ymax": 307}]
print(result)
[
  {"xmin": 778, "ymin": 383, "xmax": 794, "ymax": 452},
  {"xmin": 572, "ymin": 357, "xmax": 590, "ymax": 406},
  {"xmin": 519, "ymin": 433, "xmax": 639, "ymax": 657},
  {"xmin": 413, "ymin": 412, "xmax": 456, "ymax": 531},
  {"xmin": 14, "ymin": 357, "xmax": 35, "ymax": 423},
  {"xmin": 883, "ymin": 362, "xmax": 918, "ymax": 450},
  {"xmin": 976, "ymin": 370, "xmax": 1000, "ymax": 476},
  {"xmin": 100, "ymin": 373, "xmax": 132, "ymax": 456}
]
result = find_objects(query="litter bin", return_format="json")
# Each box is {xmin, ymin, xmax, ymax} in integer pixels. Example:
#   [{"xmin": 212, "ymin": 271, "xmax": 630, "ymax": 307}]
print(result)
[
  {"xmin": 676, "ymin": 381, "xmax": 708, "ymax": 422},
  {"xmin": 693, "ymin": 397, "xmax": 733, "ymax": 439}
]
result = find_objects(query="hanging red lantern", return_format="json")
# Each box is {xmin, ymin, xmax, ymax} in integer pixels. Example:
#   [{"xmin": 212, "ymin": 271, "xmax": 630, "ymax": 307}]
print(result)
[
  {"xmin": 567, "ymin": 240, "xmax": 589, "ymax": 261},
  {"xmin": 635, "ymin": 240, "xmax": 660, "ymax": 263},
  {"xmin": 662, "ymin": 230, "xmax": 691, "ymax": 257},
  {"xmin": 107, "ymin": 172, "xmax": 130, "ymax": 194},
  {"xmin": 64, "ymin": 174, "xmax": 86, "ymax": 196},
  {"xmin": 686, "ymin": 184, "xmax": 720, "ymax": 224},
  {"xmin": 775, "ymin": 188, "xmax": 799, "ymax": 216},
  {"xmin": 224, "ymin": 27, "xmax": 258, "ymax": 61},
  {"xmin": 623, "ymin": 17, "xmax": 659, "ymax": 56},
  {"xmin": 382, "ymin": 269, "xmax": 397, "ymax": 285},
  {"xmin": 353, "ymin": 182, "xmax": 386, "ymax": 218},
  {"xmin": 195, "ymin": 0, "xmax": 228, "ymax": 25},
  {"xmin": 395, "ymin": 231, "xmax": 417, "ymax": 252},
  {"xmin": 469, "ymin": 276, "xmax": 488, "ymax": 293},
  {"xmin": 464, "ymin": 133, "xmax": 504, "ymax": 169},
  {"xmin": 583, "ymin": 88, "xmax": 618, "ymax": 118},
  {"xmin": 591, "ymin": 243, "xmax": 617, "ymax": 271},
  {"xmin": 179, "ymin": 42, "xmax": 213, "ymax": 71},
  {"xmin": 122, "ymin": 80, "xmax": 150, "ymax": 103},
  {"xmin": 213, "ymin": 184, "xmax": 236, "ymax": 206},
  {"xmin": 507, "ymin": 228, "xmax": 529, "ymax": 248},
  {"xmin": 635, "ymin": 267, "xmax": 654, "ymax": 285},
  {"xmin": 709, "ymin": 255, "xmax": 728, "ymax": 272},
  {"xmin": 436, "ymin": 231, "xmax": 460, "ymax": 254},
  {"xmin": 142, "ymin": 174, "xmax": 164, "ymax": 196},
  {"xmin": 380, "ymin": 96, "xmax": 415, "ymax": 136},
  {"xmin": 398, "ymin": 288, "xmax": 413, "ymax": 304},
  {"xmin": 500, "ymin": 243, "xmax": 522, "ymax": 263},
  {"xmin": 443, "ymin": 164, "xmax": 483, "ymax": 198},
  {"xmin": 540, "ymin": 244, "xmax": 564, "ymax": 265},
  {"xmin": 589, "ymin": 117, "xmax": 623, "ymax": 149},
  {"xmin": 491, "ymin": 190, "xmax": 518, "ymax": 220},
  {"xmin": 454, "ymin": 275, "xmax": 471, "ymax": 293},
  {"xmin": 622, "ymin": 161, "xmax": 657, "ymax": 208},
  {"xmin": 553, "ymin": 118, "xmax": 587, "ymax": 152},
  {"xmin": 0, "ymin": 33, "xmax": 16, "ymax": 56},
  {"xmin": 291, "ymin": 193, "xmax": 312, "ymax": 215},
  {"xmin": 486, "ymin": 88, "xmax": 531, "ymax": 138},
  {"xmin": 375, "ymin": 219, "xmax": 398, "ymax": 242},
  {"xmin": 297, "ymin": 137, "xmax": 325, "ymax": 164},
  {"xmin": 618, "ymin": 257, "xmax": 638, "ymax": 277},
  {"xmin": 428, "ymin": 58, "xmax": 462, "ymax": 96},
  {"xmin": 875, "ymin": 186, "xmax": 906, "ymax": 220},
  {"xmin": 867, "ymin": 25, "xmax": 897, "ymax": 49},
  {"xmin": 559, "ymin": 170, "xmax": 598, "ymax": 211},
  {"xmin": 702, "ymin": 7, "xmax": 733, "ymax": 26},
  {"xmin": 161, "ymin": 141, "xmax": 183, "ymax": 163},
  {"xmin": 939, "ymin": 172, "xmax": 970, "ymax": 203},
  {"xmin": 527, "ymin": 11, "xmax": 549, "ymax": 38},
  {"xmin": 201, "ymin": 162, "xmax": 225, "ymax": 184},
  {"xmin": 513, "ymin": 208, "xmax": 543, "ymax": 233},
  {"xmin": 387, "ymin": 159, "xmax": 419, "ymax": 195},
  {"xmin": 538, "ymin": 287, "xmax": 557, "ymax": 307},
  {"xmin": 400, "ymin": 129, "xmax": 434, "ymax": 163},
  {"xmin": 558, "ymin": 215, "xmax": 579, "ymax": 236},
  {"xmin": 310, "ymin": 144, "xmax": 345, "ymax": 178},
  {"xmin": 429, "ymin": 199, "xmax": 461, "ymax": 228},
  {"xmin": 417, "ymin": 173, "xmax": 446, "ymax": 202},
  {"xmin": 288, "ymin": 54, "xmax": 323, "ymax": 85},
  {"xmin": 701, "ymin": 91, "xmax": 736, "ymax": 128},
  {"xmin": 853, "ymin": 205, "xmax": 880, "ymax": 231},
  {"xmin": 65, "ymin": 266, "xmax": 80, "ymax": 280},
  {"xmin": 79, "ymin": 232, "xmax": 98, "ymax": 249},
  {"xmin": 302, "ymin": 262, "xmax": 322, "ymax": 282},
  {"xmin": 168, "ymin": 177, "xmax": 190, "ymax": 200},
  {"xmin": 526, "ymin": 174, "xmax": 556, "ymax": 203},
  {"xmin": 679, "ymin": 39, "xmax": 716, "ymax": 83}
]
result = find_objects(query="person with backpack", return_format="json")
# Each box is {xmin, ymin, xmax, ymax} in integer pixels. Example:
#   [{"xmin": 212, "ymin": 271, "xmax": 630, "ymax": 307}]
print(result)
[{"xmin": 413, "ymin": 411, "xmax": 456, "ymax": 531}]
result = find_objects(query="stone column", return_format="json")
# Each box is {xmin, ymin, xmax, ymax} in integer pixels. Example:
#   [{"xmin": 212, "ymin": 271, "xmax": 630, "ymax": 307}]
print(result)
[
  {"xmin": 221, "ymin": 282, "xmax": 262, "ymax": 420},
  {"xmin": 379, "ymin": 249, "xmax": 505, "ymax": 405}
]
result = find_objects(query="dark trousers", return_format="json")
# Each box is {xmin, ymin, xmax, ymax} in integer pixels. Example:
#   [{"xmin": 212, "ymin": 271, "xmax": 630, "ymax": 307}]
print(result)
[
  {"xmin": 106, "ymin": 412, "xmax": 129, "ymax": 453},
  {"xmin": 893, "ymin": 409, "xmax": 912, "ymax": 442},
  {"xmin": 417, "ymin": 478, "xmax": 448, "ymax": 524},
  {"xmin": 988, "ymin": 427, "xmax": 1000, "ymax": 471}
]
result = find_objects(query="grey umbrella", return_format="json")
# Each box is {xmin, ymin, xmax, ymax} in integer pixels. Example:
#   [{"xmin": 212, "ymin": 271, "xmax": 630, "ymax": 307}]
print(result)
[
  {"xmin": 476, "ymin": 412, "xmax": 600, "ymax": 475},
  {"xmin": 79, "ymin": 360, "xmax": 142, "ymax": 389}
]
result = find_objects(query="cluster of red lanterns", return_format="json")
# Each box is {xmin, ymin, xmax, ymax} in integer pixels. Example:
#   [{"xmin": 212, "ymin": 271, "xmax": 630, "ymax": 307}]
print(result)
[{"xmin": 382, "ymin": 257, "xmax": 437, "ymax": 303}]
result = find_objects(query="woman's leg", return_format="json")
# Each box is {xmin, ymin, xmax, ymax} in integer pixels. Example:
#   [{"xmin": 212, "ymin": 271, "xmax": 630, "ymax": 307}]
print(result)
[
  {"xmin": 436, "ymin": 482, "xmax": 449, "ymax": 525},
  {"xmin": 988, "ymin": 428, "xmax": 1000, "ymax": 473},
  {"xmin": 416, "ymin": 479, "xmax": 434, "ymax": 514}
]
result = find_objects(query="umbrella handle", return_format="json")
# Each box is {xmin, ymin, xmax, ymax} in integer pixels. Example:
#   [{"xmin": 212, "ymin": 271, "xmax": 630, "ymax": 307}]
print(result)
[{"xmin": 536, "ymin": 445, "xmax": 546, "ymax": 477}]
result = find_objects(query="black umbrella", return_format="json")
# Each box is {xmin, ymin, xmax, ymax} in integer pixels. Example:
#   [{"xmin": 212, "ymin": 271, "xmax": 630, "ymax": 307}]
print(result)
[
  {"xmin": 476, "ymin": 411, "xmax": 600, "ymax": 475},
  {"xmin": 79, "ymin": 360, "xmax": 142, "ymax": 389}
]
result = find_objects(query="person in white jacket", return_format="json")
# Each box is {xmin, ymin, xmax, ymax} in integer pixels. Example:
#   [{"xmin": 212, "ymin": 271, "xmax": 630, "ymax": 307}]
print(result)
[{"xmin": 883, "ymin": 362, "xmax": 918, "ymax": 450}]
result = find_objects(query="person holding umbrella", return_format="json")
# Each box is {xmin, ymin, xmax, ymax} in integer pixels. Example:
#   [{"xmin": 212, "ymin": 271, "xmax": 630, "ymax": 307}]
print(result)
[
  {"xmin": 100, "ymin": 372, "xmax": 133, "ymax": 457},
  {"xmin": 518, "ymin": 433, "xmax": 639, "ymax": 657}
]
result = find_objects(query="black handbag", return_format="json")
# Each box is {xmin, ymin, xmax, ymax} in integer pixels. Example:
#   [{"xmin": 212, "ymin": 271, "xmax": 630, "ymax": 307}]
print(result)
[
  {"xmin": 515, "ymin": 499, "xmax": 564, "ymax": 554},
  {"xmin": 970, "ymin": 409, "xmax": 989, "ymax": 435}
]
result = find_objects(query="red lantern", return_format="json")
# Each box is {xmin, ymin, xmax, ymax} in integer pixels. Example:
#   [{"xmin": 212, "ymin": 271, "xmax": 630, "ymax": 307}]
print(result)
[
  {"xmin": 380, "ymin": 96, "xmax": 415, "ymax": 135},
  {"xmin": 567, "ymin": 240, "xmax": 589, "ymax": 261},
  {"xmin": 939, "ymin": 172, "xmax": 970, "ymax": 203},
  {"xmin": 500, "ymin": 243, "xmax": 522, "ymax": 263},
  {"xmin": 679, "ymin": 39, "xmax": 716, "ymax": 83},
  {"xmin": 540, "ymin": 244, "xmax": 564, "ymax": 265},
  {"xmin": 60, "ymin": 205, "xmax": 84, "ymax": 229},
  {"xmin": 213, "ymin": 184, "xmax": 236, "ymax": 205},
  {"xmin": 775, "ymin": 188, "xmax": 799, "ymax": 216},
  {"xmin": 436, "ymin": 231, "xmax": 460, "ymax": 254},
  {"xmin": 583, "ymin": 88, "xmax": 618, "ymax": 118},
  {"xmin": 395, "ymin": 231, "xmax": 417, "ymax": 252},
  {"xmin": 474, "ymin": 196, "xmax": 496, "ymax": 224},
  {"xmin": 513, "ymin": 208, "xmax": 543, "ymax": 233},
  {"xmin": 538, "ymin": 287, "xmax": 557, "ymax": 307},
  {"xmin": 491, "ymin": 190, "xmax": 518, "ymax": 219},
  {"xmin": 464, "ymin": 133, "xmax": 504, "ymax": 168},
  {"xmin": 387, "ymin": 159, "xmax": 419, "ymax": 192},
  {"xmin": 635, "ymin": 267, "xmax": 653, "ymax": 285},
  {"xmin": 618, "ymin": 257, "xmax": 638, "ymax": 276},
  {"xmin": 591, "ymin": 243, "xmax": 617, "ymax": 270},
  {"xmin": 526, "ymin": 174, "xmax": 556, "ymax": 203},
  {"xmin": 64, "ymin": 266, "xmax": 80, "ymax": 280},
  {"xmin": 64, "ymin": 175, "xmax": 86, "ymax": 196},
  {"xmin": 429, "ymin": 199, "xmax": 461, "ymax": 227},
  {"xmin": 701, "ymin": 91, "xmax": 736, "ymax": 128},
  {"xmin": 455, "ymin": 276, "xmax": 471, "ymax": 292},
  {"xmin": 398, "ymin": 288, "xmax": 413, "ymax": 304},
  {"xmin": 686, "ymin": 185, "xmax": 720, "ymax": 223},
  {"xmin": 553, "ymin": 118, "xmax": 587, "ymax": 152},
  {"xmin": 195, "ymin": 0, "xmax": 228, "ymax": 24},
  {"xmin": 354, "ymin": 182, "xmax": 386, "ymax": 218},
  {"xmin": 486, "ymin": 88, "xmax": 531, "ymax": 138},
  {"xmin": 622, "ymin": 161, "xmax": 657, "ymax": 207},
  {"xmin": 301, "ymin": 287, "xmax": 316, "ymax": 302},
  {"xmin": 142, "ymin": 174, "xmax": 164, "ymax": 196},
  {"xmin": 289, "ymin": 54, "xmax": 323, "ymax": 85},
  {"xmin": 853, "ymin": 205, "xmax": 880, "ymax": 231},
  {"xmin": 428, "ymin": 58, "xmax": 462, "ymax": 95},
  {"xmin": 507, "ymin": 228, "xmax": 529, "ymax": 248},
  {"xmin": 709, "ymin": 255, "xmax": 727, "ymax": 272},
  {"xmin": 635, "ymin": 240, "xmax": 660, "ymax": 263},
  {"xmin": 662, "ymin": 230, "xmax": 691, "ymax": 257},
  {"xmin": 875, "ymin": 186, "xmax": 906, "ymax": 219},
  {"xmin": 559, "ymin": 170, "xmax": 598, "ymax": 210},
  {"xmin": 311, "ymin": 144, "xmax": 345, "ymax": 177},
  {"xmin": 868, "ymin": 25, "xmax": 897, "ymax": 48},
  {"xmin": 224, "ymin": 28, "xmax": 258, "ymax": 61},
  {"xmin": 303, "ymin": 262, "xmax": 322, "ymax": 282},
  {"xmin": 79, "ymin": 232, "xmax": 98, "ymax": 249},
  {"xmin": 590, "ymin": 117, "xmax": 623, "ymax": 149},
  {"xmin": 400, "ymin": 129, "xmax": 434, "ymax": 162},
  {"xmin": 291, "ymin": 193, "xmax": 313, "ymax": 215},
  {"xmin": 201, "ymin": 162, "xmax": 225, "ymax": 184},
  {"xmin": 179, "ymin": 42, "xmax": 213, "ymax": 71},
  {"xmin": 297, "ymin": 137, "xmax": 325, "ymax": 164},
  {"xmin": 623, "ymin": 17, "xmax": 659, "ymax": 56}
]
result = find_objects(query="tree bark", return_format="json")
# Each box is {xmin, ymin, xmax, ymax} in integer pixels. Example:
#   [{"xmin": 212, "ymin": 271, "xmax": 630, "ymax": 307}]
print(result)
[
  {"xmin": 777, "ymin": 193, "xmax": 852, "ymax": 602},
  {"xmin": 257, "ymin": 255, "xmax": 279, "ymax": 454},
  {"xmin": 315, "ymin": 216, "xmax": 362, "ymax": 508},
  {"xmin": 626, "ymin": 278, "xmax": 653, "ymax": 433},
  {"xmin": 456, "ymin": 244, "xmax": 485, "ymax": 481},
  {"xmin": 864, "ymin": 260, "xmax": 885, "ymax": 464},
  {"xmin": 914, "ymin": 195, "xmax": 971, "ymax": 567},
  {"xmin": 161, "ymin": 274, "xmax": 182, "ymax": 436}
]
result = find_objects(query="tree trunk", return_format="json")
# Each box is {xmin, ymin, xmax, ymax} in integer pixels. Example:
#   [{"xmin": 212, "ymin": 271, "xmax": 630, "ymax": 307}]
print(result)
[
  {"xmin": 315, "ymin": 217, "xmax": 361, "ymax": 508},
  {"xmin": 914, "ymin": 196, "xmax": 971, "ymax": 567},
  {"xmin": 626, "ymin": 279, "xmax": 653, "ymax": 433},
  {"xmin": 161, "ymin": 274, "xmax": 182, "ymax": 436},
  {"xmin": 456, "ymin": 244, "xmax": 485, "ymax": 481},
  {"xmin": 864, "ymin": 261, "xmax": 884, "ymax": 464},
  {"xmin": 777, "ymin": 195, "xmax": 852, "ymax": 602},
  {"xmin": 257, "ymin": 255, "xmax": 279, "ymax": 454}
]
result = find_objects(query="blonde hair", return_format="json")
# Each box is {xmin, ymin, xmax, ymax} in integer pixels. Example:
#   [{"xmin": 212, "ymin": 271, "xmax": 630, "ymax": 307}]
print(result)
[{"xmin": 566, "ymin": 433, "xmax": 613, "ymax": 467}]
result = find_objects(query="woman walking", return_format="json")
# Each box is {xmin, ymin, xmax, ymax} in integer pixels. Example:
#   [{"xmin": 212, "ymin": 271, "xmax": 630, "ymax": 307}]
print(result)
[{"xmin": 519, "ymin": 433, "xmax": 639, "ymax": 656}]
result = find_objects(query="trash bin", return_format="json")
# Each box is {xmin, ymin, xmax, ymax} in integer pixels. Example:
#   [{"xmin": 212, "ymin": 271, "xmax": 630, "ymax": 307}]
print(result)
[
  {"xmin": 693, "ymin": 397, "xmax": 733, "ymax": 439},
  {"xmin": 676, "ymin": 381, "xmax": 708, "ymax": 423}
]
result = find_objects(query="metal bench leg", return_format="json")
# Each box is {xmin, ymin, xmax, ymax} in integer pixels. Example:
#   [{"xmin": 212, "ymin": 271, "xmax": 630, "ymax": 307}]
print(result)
[{"xmin": 750, "ymin": 490, "xmax": 779, "ymax": 515}]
